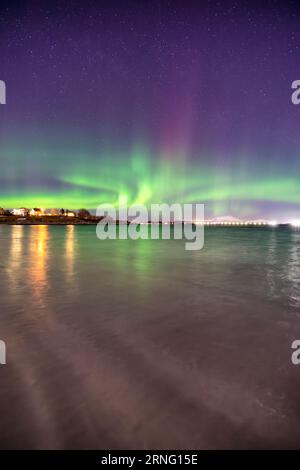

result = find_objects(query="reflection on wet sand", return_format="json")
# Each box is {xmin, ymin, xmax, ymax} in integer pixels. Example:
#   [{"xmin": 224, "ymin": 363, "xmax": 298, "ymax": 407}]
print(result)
[
  {"xmin": 65, "ymin": 225, "xmax": 75, "ymax": 283},
  {"xmin": 1, "ymin": 226, "xmax": 300, "ymax": 449},
  {"xmin": 265, "ymin": 230, "xmax": 300, "ymax": 309},
  {"xmin": 7, "ymin": 225, "xmax": 23, "ymax": 295},
  {"xmin": 28, "ymin": 225, "xmax": 49, "ymax": 308},
  {"xmin": 266, "ymin": 230, "xmax": 278, "ymax": 300},
  {"xmin": 287, "ymin": 232, "xmax": 300, "ymax": 309}
]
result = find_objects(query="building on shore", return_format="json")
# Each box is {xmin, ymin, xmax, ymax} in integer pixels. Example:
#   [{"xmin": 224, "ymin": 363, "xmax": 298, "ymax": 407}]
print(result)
[
  {"xmin": 12, "ymin": 208, "xmax": 30, "ymax": 217},
  {"xmin": 30, "ymin": 208, "xmax": 44, "ymax": 216},
  {"xmin": 66, "ymin": 211, "xmax": 76, "ymax": 217},
  {"xmin": 50, "ymin": 208, "xmax": 60, "ymax": 216}
]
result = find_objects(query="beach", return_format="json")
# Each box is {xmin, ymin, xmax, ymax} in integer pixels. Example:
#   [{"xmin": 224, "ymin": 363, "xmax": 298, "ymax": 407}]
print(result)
[{"xmin": 0, "ymin": 225, "xmax": 300, "ymax": 448}]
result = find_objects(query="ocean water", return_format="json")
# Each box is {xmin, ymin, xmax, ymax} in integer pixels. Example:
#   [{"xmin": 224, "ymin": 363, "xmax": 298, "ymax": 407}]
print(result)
[{"xmin": 0, "ymin": 224, "xmax": 300, "ymax": 449}]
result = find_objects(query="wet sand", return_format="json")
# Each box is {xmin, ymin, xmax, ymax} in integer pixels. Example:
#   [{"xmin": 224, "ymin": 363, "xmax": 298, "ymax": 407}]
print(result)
[{"xmin": 0, "ymin": 225, "xmax": 300, "ymax": 449}]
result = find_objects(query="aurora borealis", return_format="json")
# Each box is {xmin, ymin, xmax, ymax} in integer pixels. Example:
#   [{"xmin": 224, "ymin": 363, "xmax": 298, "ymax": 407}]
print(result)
[{"xmin": 1, "ymin": 0, "xmax": 300, "ymax": 220}]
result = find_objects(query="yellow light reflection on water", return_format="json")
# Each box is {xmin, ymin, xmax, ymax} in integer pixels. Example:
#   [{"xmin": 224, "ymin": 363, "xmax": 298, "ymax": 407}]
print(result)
[
  {"xmin": 65, "ymin": 225, "xmax": 75, "ymax": 283},
  {"xmin": 29, "ymin": 225, "xmax": 49, "ymax": 308},
  {"xmin": 7, "ymin": 225, "xmax": 24, "ymax": 294}
]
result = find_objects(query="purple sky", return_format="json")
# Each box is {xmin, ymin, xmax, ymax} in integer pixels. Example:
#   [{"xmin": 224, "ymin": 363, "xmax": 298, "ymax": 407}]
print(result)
[{"xmin": 0, "ymin": 0, "xmax": 300, "ymax": 218}]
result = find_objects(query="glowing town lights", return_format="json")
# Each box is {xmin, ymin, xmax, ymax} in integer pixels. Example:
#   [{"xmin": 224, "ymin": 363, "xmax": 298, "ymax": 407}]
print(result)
[
  {"xmin": 291, "ymin": 220, "xmax": 300, "ymax": 228},
  {"xmin": 268, "ymin": 220, "xmax": 278, "ymax": 227}
]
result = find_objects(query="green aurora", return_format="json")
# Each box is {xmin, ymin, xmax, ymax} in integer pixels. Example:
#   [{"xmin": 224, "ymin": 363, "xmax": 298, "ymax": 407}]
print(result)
[{"xmin": 1, "ymin": 139, "xmax": 299, "ymax": 219}]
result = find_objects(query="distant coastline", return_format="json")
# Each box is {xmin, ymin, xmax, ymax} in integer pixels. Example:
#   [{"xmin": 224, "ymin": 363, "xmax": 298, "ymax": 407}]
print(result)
[
  {"xmin": 0, "ymin": 215, "xmax": 293, "ymax": 228},
  {"xmin": 1, "ymin": 207, "xmax": 297, "ymax": 227},
  {"xmin": 0, "ymin": 215, "xmax": 99, "ymax": 225}
]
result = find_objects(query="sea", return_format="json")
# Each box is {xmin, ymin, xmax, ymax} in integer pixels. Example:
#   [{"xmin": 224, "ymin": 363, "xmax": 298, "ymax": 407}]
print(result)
[{"xmin": 0, "ymin": 224, "xmax": 300, "ymax": 449}]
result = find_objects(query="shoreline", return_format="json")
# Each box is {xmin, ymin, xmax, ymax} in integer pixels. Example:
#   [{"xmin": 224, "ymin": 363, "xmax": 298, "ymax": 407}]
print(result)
[
  {"xmin": 0, "ymin": 216, "xmax": 292, "ymax": 228},
  {"xmin": 0, "ymin": 216, "xmax": 98, "ymax": 225}
]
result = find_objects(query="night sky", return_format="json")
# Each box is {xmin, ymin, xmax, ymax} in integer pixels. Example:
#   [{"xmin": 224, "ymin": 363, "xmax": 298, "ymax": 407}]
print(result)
[{"xmin": 1, "ymin": 0, "xmax": 300, "ymax": 220}]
